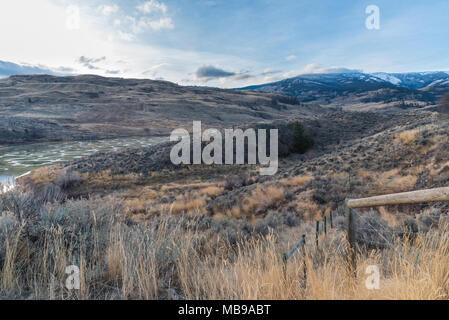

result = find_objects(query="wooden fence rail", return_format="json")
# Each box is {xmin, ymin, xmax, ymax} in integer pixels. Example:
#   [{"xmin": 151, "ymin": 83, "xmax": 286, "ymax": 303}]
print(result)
[
  {"xmin": 345, "ymin": 186, "xmax": 449, "ymax": 277},
  {"xmin": 347, "ymin": 187, "xmax": 449, "ymax": 209},
  {"xmin": 282, "ymin": 187, "xmax": 449, "ymax": 282}
]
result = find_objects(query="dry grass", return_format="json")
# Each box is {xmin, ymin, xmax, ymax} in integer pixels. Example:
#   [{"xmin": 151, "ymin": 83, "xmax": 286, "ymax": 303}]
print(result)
[
  {"xmin": 199, "ymin": 186, "xmax": 224, "ymax": 196},
  {"xmin": 294, "ymin": 191, "xmax": 321, "ymax": 219},
  {"xmin": 280, "ymin": 175, "xmax": 313, "ymax": 187},
  {"xmin": 160, "ymin": 224, "xmax": 449, "ymax": 300},
  {"xmin": 20, "ymin": 166, "xmax": 64, "ymax": 188},
  {"xmin": 1, "ymin": 189, "xmax": 449, "ymax": 300},
  {"xmin": 82, "ymin": 170, "xmax": 140, "ymax": 191},
  {"xmin": 358, "ymin": 169, "xmax": 418, "ymax": 195},
  {"xmin": 169, "ymin": 195, "xmax": 207, "ymax": 215},
  {"xmin": 238, "ymin": 185, "xmax": 286, "ymax": 216},
  {"xmin": 394, "ymin": 129, "xmax": 419, "ymax": 144},
  {"xmin": 380, "ymin": 175, "xmax": 418, "ymax": 194}
]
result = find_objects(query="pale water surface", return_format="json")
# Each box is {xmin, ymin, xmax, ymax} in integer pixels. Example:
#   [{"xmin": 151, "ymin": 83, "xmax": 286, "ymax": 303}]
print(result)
[{"xmin": 0, "ymin": 136, "xmax": 167, "ymax": 191}]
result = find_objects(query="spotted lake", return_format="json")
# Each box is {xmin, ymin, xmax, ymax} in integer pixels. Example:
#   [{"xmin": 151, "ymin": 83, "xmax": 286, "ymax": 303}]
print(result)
[{"xmin": 0, "ymin": 136, "xmax": 167, "ymax": 191}]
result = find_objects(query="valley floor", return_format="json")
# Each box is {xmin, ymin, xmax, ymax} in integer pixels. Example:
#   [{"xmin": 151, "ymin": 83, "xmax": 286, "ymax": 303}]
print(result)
[{"xmin": 1, "ymin": 109, "xmax": 449, "ymax": 299}]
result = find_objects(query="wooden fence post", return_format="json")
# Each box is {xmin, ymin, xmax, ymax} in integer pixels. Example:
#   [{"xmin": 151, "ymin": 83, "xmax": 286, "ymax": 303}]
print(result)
[
  {"xmin": 345, "ymin": 200, "xmax": 357, "ymax": 277},
  {"xmin": 302, "ymin": 236, "xmax": 307, "ymax": 286},
  {"xmin": 330, "ymin": 212, "xmax": 333, "ymax": 229},
  {"xmin": 342, "ymin": 187, "xmax": 449, "ymax": 278},
  {"xmin": 324, "ymin": 216, "xmax": 327, "ymax": 235},
  {"xmin": 282, "ymin": 253, "xmax": 288, "ymax": 282}
]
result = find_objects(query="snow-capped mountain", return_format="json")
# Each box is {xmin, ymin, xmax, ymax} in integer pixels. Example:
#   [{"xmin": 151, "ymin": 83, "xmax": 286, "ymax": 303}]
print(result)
[
  {"xmin": 239, "ymin": 71, "xmax": 449, "ymax": 110},
  {"xmin": 371, "ymin": 72, "xmax": 449, "ymax": 89}
]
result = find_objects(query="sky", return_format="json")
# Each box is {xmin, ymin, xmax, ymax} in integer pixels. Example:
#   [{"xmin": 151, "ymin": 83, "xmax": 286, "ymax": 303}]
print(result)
[{"xmin": 0, "ymin": 0, "xmax": 448, "ymax": 88}]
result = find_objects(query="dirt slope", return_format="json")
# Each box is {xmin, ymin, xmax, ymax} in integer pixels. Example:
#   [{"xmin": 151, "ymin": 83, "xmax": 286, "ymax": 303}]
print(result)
[{"xmin": 0, "ymin": 74, "xmax": 324, "ymax": 145}]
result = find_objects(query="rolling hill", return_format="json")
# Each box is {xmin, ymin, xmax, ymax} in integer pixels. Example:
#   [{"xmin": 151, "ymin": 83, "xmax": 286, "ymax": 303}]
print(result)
[
  {"xmin": 239, "ymin": 71, "xmax": 449, "ymax": 111},
  {"xmin": 0, "ymin": 74, "xmax": 324, "ymax": 145}
]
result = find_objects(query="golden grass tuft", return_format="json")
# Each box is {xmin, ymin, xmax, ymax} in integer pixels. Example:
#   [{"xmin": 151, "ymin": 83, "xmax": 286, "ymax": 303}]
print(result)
[
  {"xmin": 280, "ymin": 175, "xmax": 313, "ymax": 187},
  {"xmin": 360, "ymin": 168, "xmax": 418, "ymax": 195},
  {"xmin": 239, "ymin": 185, "xmax": 286, "ymax": 216},
  {"xmin": 199, "ymin": 186, "xmax": 223, "ymax": 196},
  {"xmin": 381, "ymin": 175, "xmax": 418, "ymax": 194},
  {"xmin": 394, "ymin": 129, "xmax": 419, "ymax": 144},
  {"xmin": 169, "ymin": 195, "xmax": 207, "ymax": 215}
]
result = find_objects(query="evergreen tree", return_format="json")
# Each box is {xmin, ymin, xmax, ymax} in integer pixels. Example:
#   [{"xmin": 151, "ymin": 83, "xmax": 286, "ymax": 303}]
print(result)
[{"xmin": 292, "ymin": 121, "xmax": 313, "ymax": 154}]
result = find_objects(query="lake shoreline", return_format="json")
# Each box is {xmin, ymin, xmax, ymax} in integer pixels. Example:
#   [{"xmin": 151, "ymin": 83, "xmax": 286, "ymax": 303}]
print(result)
[
  {"xmin": 0, "ymin": 133, "xmax": 169, "ymax": 149},
  {"xmin": 0, "ymin": 136, "xmax": 169, "ymax": 180}
]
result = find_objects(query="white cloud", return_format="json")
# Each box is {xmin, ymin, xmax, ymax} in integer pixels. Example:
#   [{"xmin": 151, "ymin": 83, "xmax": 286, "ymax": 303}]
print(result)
[
  {"xmin": 118, "ymin": 31, "xmax": 135, "ymax": 41},
  {"xmin": 137, "ymin": 0, "xmax": 167, "ymax": 14},
  {"xmin": 0, "ymin": 0, "xmax": 256, "ymax": 88},
  {"xmin": 125, "ymin": 15, "xmax": 174, "ymax": 34},
  {"xmin": 298, "ymin": 63, "xmax": 362, "ymax": 75},
  {"xmin": 267, "ymin": 64, "xmax": 362, "ymax": 81},
  {"xmin": 98, "ymin": 4, "xmax": 119, "ymax": 16},
  {"xmin": 285, "ymin": 55, "xmax": 297, "ymax": 61},
  {"xmin": 261, "ymin": 68, "xmax": 281, "ymax": 76},
  {"xmin": 246, "ymin": 64, "xmax": 364, "ymax": 86},
  {"xmin": 0, "ymin": 1, "xmax": 109, "ymax": 67},
  {"xmin": 147, "ymin": 17, "xmax": 174, "ymax": 30},
  {"xmin": 132, "ymin": 1, "xmax": 173, "ymax": 32},
  {"xmin": 66, "ymin": 5, "xmax": 81, "ymax": 30},
  {"xmin": 142, "ymin": 63, "xmax": 170, "ymax": 77}
]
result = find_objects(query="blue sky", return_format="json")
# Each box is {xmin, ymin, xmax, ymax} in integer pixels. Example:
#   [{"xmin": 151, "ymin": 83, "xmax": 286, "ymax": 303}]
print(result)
[{"xmin": 0, "ymin": 0, "xmax": 448, "ymax": 87}]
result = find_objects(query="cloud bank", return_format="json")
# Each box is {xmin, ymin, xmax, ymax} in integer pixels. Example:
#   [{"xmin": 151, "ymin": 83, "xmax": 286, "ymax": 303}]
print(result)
[{"xmin": 0, "ymin": 60, "xmax": 61, "ymax": 78}]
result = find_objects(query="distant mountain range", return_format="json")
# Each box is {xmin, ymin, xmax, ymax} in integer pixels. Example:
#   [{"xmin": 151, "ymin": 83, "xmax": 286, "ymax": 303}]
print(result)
[
  {"xmin": 2, "ymin": 59, "xmax": 449, "ymax": 112},
  {"xmin": 0, "ymin": 60, "xmax": 59, "ymax": 78},
  {"xmin": 239, "ymin": 71, "xmax": 449, "ymax": 111}
]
